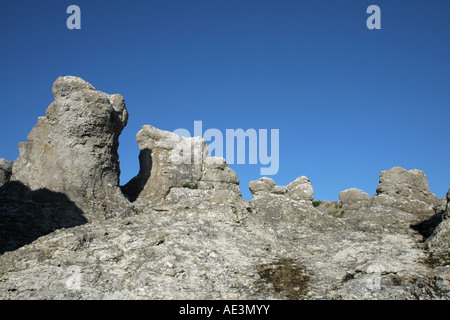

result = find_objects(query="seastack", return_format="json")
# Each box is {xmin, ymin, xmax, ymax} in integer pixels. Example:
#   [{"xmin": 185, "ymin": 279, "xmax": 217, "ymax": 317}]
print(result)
[{"xmin": 10, "ymin": 76, "xmax": 135, "ymax": 220}]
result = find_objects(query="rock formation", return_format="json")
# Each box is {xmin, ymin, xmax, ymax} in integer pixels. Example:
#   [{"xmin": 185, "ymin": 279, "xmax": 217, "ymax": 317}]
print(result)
[
  {"xmin": 9, "ymin": 76, "xmax": 135, "ymax": 220},
  {"xmin": 339, "ymin": 188, "xmax": 371, "ymax": 204},
  {"xmin": 0, "ymin": 76, "xmax": 448, "ymax": 300},
  {"xmin": 249, "ymin": 176, "xmax": 314, "ymax": 201},
  {"xmin": 371, "ymin": 167, "xmax": 440, "ymax": 214},
  {"xmin": 338, "ymin": 188, "xmax": 371, "ymax": 210},
  {"xmin": 122, "ymin": 125, "xmax": 241, "ymax": 208},
  {"xmin": 0, "ymin": 158, "xmax": 13, "ymax": 186}
]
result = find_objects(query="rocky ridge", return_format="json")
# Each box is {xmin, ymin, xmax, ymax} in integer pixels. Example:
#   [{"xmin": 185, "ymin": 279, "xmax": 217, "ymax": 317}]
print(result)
[{"xmin": 0, "ymin": 76, "xmax": 448, "ymax": 300}]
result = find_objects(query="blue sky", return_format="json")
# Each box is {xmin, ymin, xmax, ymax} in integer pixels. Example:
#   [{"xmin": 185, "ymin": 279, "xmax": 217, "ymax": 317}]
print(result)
[{"xmin": 1, "ymin": 0, "xmax": 449, "ymax": 201}]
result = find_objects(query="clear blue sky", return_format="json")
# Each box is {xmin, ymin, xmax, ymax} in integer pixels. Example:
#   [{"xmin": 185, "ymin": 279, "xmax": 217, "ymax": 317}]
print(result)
[{"xmin": 1, "ymin": 0, "xmax": 449, "ymax": 201}]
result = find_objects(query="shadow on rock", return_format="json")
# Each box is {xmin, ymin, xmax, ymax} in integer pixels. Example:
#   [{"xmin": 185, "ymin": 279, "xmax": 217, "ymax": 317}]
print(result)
[
  {"xmin": 121, "ymin": 148, "xmax": 152, "ymax": 202},
  {"xmin": 0, "ymin": 181, "xmax": 87, "ymax": 254},
  {"xmin": 410, "ymin": 210, "xmax": 444, "ymax": 242}
]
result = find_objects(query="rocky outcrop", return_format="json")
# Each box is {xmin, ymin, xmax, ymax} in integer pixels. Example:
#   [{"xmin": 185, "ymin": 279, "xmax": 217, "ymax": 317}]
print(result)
[
  {"xmin": 0, "ymin": 158, "xmax": 13, "ymax": 186},
  {"xmin": 0, "ymin": 76, "xmax": 448, "ymax": 300},
  {"xmin": 122, "ymin": 125, "xmax": 241, "ymax": 208},
  {"xmin": 9, "ymin": 76, "xmax": 134, "ymax": 220},
  {"xmin": 371, "ymin": 167, "xmax": 440, "ymax": 214},
  {"xmin": 249, "ymin": 176, "xmax": 314, "ymax": 201},
  {"xmin": 412, "ymin": 265, "xmax": 450, "ymax": 300},
  {"xmin": 339, "ymin": 188, "xmax": 371, "ymax": 204}
]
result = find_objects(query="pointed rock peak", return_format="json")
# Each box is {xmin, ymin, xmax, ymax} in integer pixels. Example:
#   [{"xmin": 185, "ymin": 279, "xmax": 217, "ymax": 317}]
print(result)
[{"xmin": 10, "ymin": 76, "xmax": 134, "ymax": 220}]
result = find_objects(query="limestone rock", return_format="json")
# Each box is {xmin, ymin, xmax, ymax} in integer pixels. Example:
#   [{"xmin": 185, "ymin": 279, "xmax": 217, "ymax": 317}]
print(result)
[
  {"xmin": 199, "ymin": 156, "xmax": 240, "ymax": 195},
  {"xmin": 287, "ymin": 177, "xmax": 314, "ymax": 201},
  {"xmin": 412, "ymin": 266, "xmax": 450, "ymax": 300},
  {"xmin": 338, "ymin": 188, "xmax": 371, "ymax": 211},
  {"xmin": 371, "ymin": 167, "xmax": 440, "ymax": 213},
  {"xmin": 0, "ymin": 158, "xmax": 13, "ymax": 186},
  {"xmin": 10, "ymin": 76, "xmax": 134, "ymax": 220},
  {"xmin": 248, "ymin": 177, "xmax": 276, "ymax": 195},
  {"xmin": 339, "ymin": 188, "xmax": 371, "ymax": 204},
  {"xmin": 122, "ymin": 125, "xmax": 241, "ymax": 208},
  {"xmin": 0, "ymin": 77, "xmax": 448, "ymax": 301},
  {"xmin": 425, "ymin": 188, "xmax": 450, "ymax": 266},
  {"xmin": 249, "ymin": 176, "xmax": 314, "ymax": 201}
]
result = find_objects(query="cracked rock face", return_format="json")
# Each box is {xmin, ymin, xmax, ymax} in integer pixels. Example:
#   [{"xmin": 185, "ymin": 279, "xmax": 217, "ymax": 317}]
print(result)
[{"xmin": 10, "ymin": 76, "xmax": 134, "ymax": 220}]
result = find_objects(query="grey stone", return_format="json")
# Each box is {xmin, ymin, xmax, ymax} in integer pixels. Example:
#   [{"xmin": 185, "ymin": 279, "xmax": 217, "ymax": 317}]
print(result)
[
  {"xmin": 412, "ymin": 266, "xmax": 450, "ymax": 300},
  {"xmin": 248, "ymin": 177, "xmax": 276, "ymax": 195},
  {"xmin": 424, "ymin": 188, "xmax": 450, "ymax": 266},
  {"xmin": 338, "ymin": 188, "xmax": 371, "ymax": 211},
  {"xmin": 0, "ymin": 77, "xmax": 448, "ymax": 301},
  {"xmin": 122, "ymin": 125, "xmax": 241, "ymax": 208},
  {"xmin": 339, "ymin": 188, "xmax": 371, "ymax": 203},
  {"xmin": 371, "ymin": 167, "xmax": 440, "ymax": 214},
  {"xmin": 286, "ymin": 176, "xmax": 314, "ymax": 201},
  {"xmin": 10, "ymin": 76, "xmax": 135, "ymax": 220},
  {"xmin": 249, "ymin": 176, "xmax": 314, "ymax": 201}
]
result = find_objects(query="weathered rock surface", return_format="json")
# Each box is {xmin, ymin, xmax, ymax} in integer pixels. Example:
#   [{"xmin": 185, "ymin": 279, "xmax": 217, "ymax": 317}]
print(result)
[
  {"xmin": 412, "ymin": 265, "xmax": 450, "ymax": 300},
  {"xmin": 0, "ymin": 178, "xmax": 435, "ymax": 300},
  {"xmin": 339, "ymin": 188, "xmax": 371, "ymax": 204},
  {"xmin": 0, "ymin": 181, "xmax": 86, "ymax": 254},
  {"xmin": 122, "ymin": 125, "xmax": 240, "ymax": 208},
  {"xmin": 371, "ymin": 167, "xmax": 440, "ymax": 214},
  {"xmin": 9, "ymin": 76, "xmax": 134, "ymax": 220},
  {"xmin": 249, "ymin": 176, "xmax": 314, "ymax": 201},
  {"xmin": 0, "ymin": 76, "xmax": 448, "ymax": 300},
  {"xmin": 339, "ymin": 188, "xmax": 371, "ymax": 211},
  {"xmin": 0, "ymin": 158, "xmax": 13, "ymax": 186},
  {"xmin": 424, "ymin": 189, "xmax": 450, "ymax": 266}
]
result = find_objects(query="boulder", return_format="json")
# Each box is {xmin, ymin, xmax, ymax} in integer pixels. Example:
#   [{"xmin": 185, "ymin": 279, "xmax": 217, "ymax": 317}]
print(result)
[
  {"xmin": 249, "ymin": 176, "xmax": 314, "ymax": 201},
  {"xmin": 371, "ymin": 167, "xmax": 440, "ymax": 213},
  {"xmin": 0, "ymin": 158, "xmax": 13, "ymax": 186},
  {"xmin": 287, "ymin": 176, "xmax": 314, "ymax": 201},
  {"xmin": 337, "ymin": 188, "xmax": 372, "ymax": 211},
  {"xmin": 10, "ymin": 76, "xmax": 134, "ymax": 220},
  {"xmin": 248, "ymin": 177, "xmax": 276, "ymax": 195},
  {"xmin": 199, "ymin": 156, "xmax": 241, "ymax": 195},
  {"xmin": 339, "ymin": 188, "xmax": 371, "ymax": 204},
  {"xmin": 425, "ymin": 188, "xmax": 450, "ymax": 266}
]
